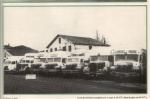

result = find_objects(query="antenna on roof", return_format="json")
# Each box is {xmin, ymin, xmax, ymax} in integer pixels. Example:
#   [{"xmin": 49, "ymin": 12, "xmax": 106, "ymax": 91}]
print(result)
[
  {"xmin": 96, "ymin": 30, "xmax": 100, "ymax": 41},
  {"xmin": 101, "ymin": 35, "xmax": 106, "ymax": 44}
]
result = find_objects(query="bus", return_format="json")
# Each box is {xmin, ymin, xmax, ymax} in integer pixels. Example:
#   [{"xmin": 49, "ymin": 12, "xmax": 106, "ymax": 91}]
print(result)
[
  {"xmin": 14, "ymin": 53, "xmax": 43, "ymax": 74},
  {"xmin": 17, "ymin": 57, "xmax": 35, "ymax": 73},
  {"xmin": 39, "ymin": 51, "xmax": 70, "ymax": 76},
  {"xmin": 110, "ymin": 49, "xmax": 145, "ymax": 79},
  {"xmin": 61, "ymin": 52, "xmax": 88, "ymax": 76},
  {"xmin": 83, "ymin": 48, "xmax": 113, "ymax": 78},
  {"xmin": 4, "ymin": 56, "xmax": 23, "ymax": 73}
]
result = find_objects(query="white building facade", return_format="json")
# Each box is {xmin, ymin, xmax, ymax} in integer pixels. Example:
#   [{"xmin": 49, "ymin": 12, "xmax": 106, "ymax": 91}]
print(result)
[{"xmin": 45, "ymin": 34, "xmax": 110, "ymax": 53}]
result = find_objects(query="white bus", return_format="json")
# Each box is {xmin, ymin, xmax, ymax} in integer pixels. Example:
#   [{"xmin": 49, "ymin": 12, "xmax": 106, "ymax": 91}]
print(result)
[
  {"xmin": 110, "ymin": 49, "xmax": 144, "ymax": 78},
  {"xmin": 39, "ymin": 51, "xmax": 70, "ymax": 75},
  {"xmin": 16, "ymin": 53, "xmax": 42, "ymax": 73},
  {"xmin": 4, "ymin": 56, "xmax": 23, "ymax": 73},
  {"xmin": 61, "ymin": 52, "xmax": 87, "ymax": 76},
  {"xmin": 83, "ymin": 48, "xmax": 113, "ymax": 78},
  {"xmin": 17, "ymin": 57, "xmax": 35, "ymax": 73}
]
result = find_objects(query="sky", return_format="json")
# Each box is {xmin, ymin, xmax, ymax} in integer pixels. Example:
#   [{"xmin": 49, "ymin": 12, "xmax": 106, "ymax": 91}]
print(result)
[{"xmin": 4, "ymin": 6, "xmax": 146, "ymax": 51}]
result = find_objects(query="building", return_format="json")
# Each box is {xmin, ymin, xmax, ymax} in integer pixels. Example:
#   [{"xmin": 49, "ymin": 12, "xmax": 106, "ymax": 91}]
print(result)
[
  {"xmin": 4, "ymin": 45, "xmax": 39, "ymax": 59},
  {"xmin": 45, "ymin": 34, "xmax": 110, "ymax": 53}
]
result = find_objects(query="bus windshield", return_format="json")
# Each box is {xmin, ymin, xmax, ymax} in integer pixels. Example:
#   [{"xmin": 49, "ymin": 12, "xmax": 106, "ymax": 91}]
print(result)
[
  {"xmin": 4, "ymin": 60, "xmax": 11, "ymax": 64},
  {"xmin": 54, "ymin": 58, "xmax": 61, "ymax": 62},
  {"xmin": 47, "ymin": 58, "xmax": 53, "ymax": 62},
  {"xmin": 40, "ymin": 58, "xmax": 46, "ymax": 62},
  {"xmin": 115, "ymin": 54, "xmax": 126, "ymax": 61},
  {"xmin": 91, "ymin": 56, "xmax": 98, "ymax": 61},
  {"xmin": 12, "ymin": 61, "xmax": 16, "ymax": 64},
  {"xmin": 68, "ymin": 58, "xmax": 79, "ymax": 62},
  {"xmin": 99, "ymin": 56, "xmax": 108, "ymax": 61},
  {"xmin": 115, "ymin": 54, "xmax": 139, "ymax": 62},
  {"xmin": 127, "ymin": 54, "xmax": 138, "ymax": 61},
  {"xmin": 26, "ymin": 60, "xmax": 30, "ymax": 63},
  {"xmin": 20, "ymin": 60, "xmax": 26, "ymax": 63},
  {"xmin": 91, "ymin": 56, "xmax": 108, "ymax": 61}
]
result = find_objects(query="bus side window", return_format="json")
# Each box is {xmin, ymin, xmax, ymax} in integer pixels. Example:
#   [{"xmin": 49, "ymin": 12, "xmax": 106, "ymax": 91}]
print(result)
[
  {"xmin": 23, "ymin": 60, "xmax": 25, "ymax": 63},
  {"xmin": 84, "ymin": 60, "xmax": 89, "ymax": 63},
  {"xmin": 80, "ymin": 59, "xmax": 83, "ymax": 63},
  {"xmin": 62, "ymin": 58, "xmax": 66, "ymax": 63},
  {"xmin": 31, "ymin": 60, "xmax": 34, "ymax": 63},
  {"xmin": 108, "ymin": 56, "xmax": 114, "ymax": 62},
  {"xmin": 26, "ymin": 60, "xmax": 30, "ymax": 63},
  {"xmin": 12, "ymin": 61, "xmax": 16, "ymax": 64}
]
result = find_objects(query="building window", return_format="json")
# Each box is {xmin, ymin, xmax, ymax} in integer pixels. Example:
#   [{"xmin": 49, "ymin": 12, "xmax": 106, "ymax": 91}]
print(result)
[
  {"xmin": 89, "ymin": 45, "xmax": 92, "ymax": 50},
  {"xmin": 55, "ymin": 48, "xmax": 57, "ymax": 51},
  {"xmin": 50, "ymin": 48, "xmax": 53, "ymax": 52},
  {"xmin": 68, "ymin": 45, "xmax": 72, "ymax": 52},
  {"xmin": 59, "ymin": 38, "xmax": 61, "ymax": 44},
  {"xmin": 62, "ymin": 58, "xmax": 66, "ymax": 63},
  {"xmin": 4, "ymin": 53, "xmax": 6, "ymax": 58},
  {"xmin": 63, "ymin": 46, "xmax": 66, "ymax": 51},
  {"xmin": 46, "ymin": 50, "xmax": 48, "ymax": 52}
]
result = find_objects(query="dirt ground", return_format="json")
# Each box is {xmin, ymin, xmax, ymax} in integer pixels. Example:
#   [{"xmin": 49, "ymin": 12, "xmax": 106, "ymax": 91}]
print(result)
[{"xmin": 4, "ymin": 74, "xmax": 146, "ymax": 94}]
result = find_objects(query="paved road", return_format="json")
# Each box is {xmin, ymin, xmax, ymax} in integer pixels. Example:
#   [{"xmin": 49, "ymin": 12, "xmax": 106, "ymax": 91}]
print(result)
[{"xmin": 4, "ymin": 74, "xmax": 146, "ymax": 94}]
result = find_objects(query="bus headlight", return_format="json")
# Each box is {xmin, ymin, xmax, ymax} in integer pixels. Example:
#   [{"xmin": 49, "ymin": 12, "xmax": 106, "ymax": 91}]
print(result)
[
  {"xmin": 98, "ymin": 69, "xmax": 103, "ymax": 72},
  {"xmin": 55, "ymin": 65, "xmax": 61, "ymax": 69},
  {"xmin": 83, "ymin": 66, "xmax": 89, "ymax": 72},
  {"xmin": 133, "ymin": 62, "xmax": 139, "ymax": 67},
  {"xmin": 133, "ymin": 65, "xmax": 140, "ymax": 70},
  {"xmin": 61, "ymin": 65, "xmax": 66, "ymax": 69},
  {"xmin": 76, "ymin": 65, "xmax": 82, "ymax": 69},
  {"xmin": 40, "ymin": 64, "xmax": 45, "ymax": 69},
  {"xmin": 132, "ymin": 62, "xmax": 140, "ymax": 70},
  {"xmin": 110, "ymin": 66, "xmax": 116, "ymax": 70}
]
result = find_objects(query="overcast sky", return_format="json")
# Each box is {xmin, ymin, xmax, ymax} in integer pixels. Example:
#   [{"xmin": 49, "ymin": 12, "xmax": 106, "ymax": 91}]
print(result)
[{"xmin": 4, "ymin": 6, "xmax": 146, "ymax": 51}]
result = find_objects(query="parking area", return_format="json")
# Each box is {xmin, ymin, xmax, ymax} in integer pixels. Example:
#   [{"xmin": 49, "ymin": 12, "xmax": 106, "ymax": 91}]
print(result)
[{"xmin": 4, "ymin": 74, "xmax": 146, "ymax": 94}]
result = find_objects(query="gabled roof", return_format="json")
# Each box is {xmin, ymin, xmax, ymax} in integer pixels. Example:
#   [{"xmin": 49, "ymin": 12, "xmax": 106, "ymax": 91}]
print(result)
[
  {"xmin": 4, "ymin": 45, "xmax": 39, "ymax": 56},
  {"xmin": 47, "ymin": 34, "xmax": 110, "ymax": 48}
]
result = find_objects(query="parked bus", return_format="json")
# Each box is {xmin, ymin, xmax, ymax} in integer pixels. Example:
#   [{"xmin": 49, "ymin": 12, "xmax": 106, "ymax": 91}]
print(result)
[
  {"xmin": 26, "ymin": 53, "xmax": 46, "ymax": 74},
  {"xmin": 61, "ymin": 52, "xmax": 88, "ymax": 76},
  {"xmin": 83, "ymin": 48, "xmax": 113, "ymax": 78},
  {"xmin": 29, "ymin": 58, "xmax": 44, "ymax": 74},
  {"xmin": 39, "ymin": 51, "xmax": 70, "ymax": 76},
  {"xmin": 17, "ymin": 57, "xmax": 34, "ymax": 73},
  {"xmin": 16, "ymin": 53, "xmax": 39, "ymax": 73},
  {"xmin": 7, "ymin": 53, "xmax": 45, "ymax": 74},
  {"xmin": 4, "ymin": 56, "xmax": 23, "ymax": 73},
  {"xmin": 110, "ymin": 49, "xmax": 145, "ymax": 79}
]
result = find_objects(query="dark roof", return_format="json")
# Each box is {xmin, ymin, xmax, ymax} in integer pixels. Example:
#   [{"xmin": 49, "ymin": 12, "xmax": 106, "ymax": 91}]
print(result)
[
  {"xmin": 4, "ymin": 45, "xmax": 39, "ymax": 56},
  {"xmin": 47, "ymin": 34, "xmax": 110, "ymax": 48},
  {"xmin": 4, "ymin": 45, "xmax": 12, "ymax": 49}
]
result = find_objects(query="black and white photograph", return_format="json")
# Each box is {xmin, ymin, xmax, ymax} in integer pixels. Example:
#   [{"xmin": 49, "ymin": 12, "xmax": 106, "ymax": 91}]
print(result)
[
  {"xmin": 2, "ymin": 0, "xmax": 147, "ymax": 3},
  {"xmin": 3, "ymin": 6, "xmax": 147, "ymax": 95}
]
